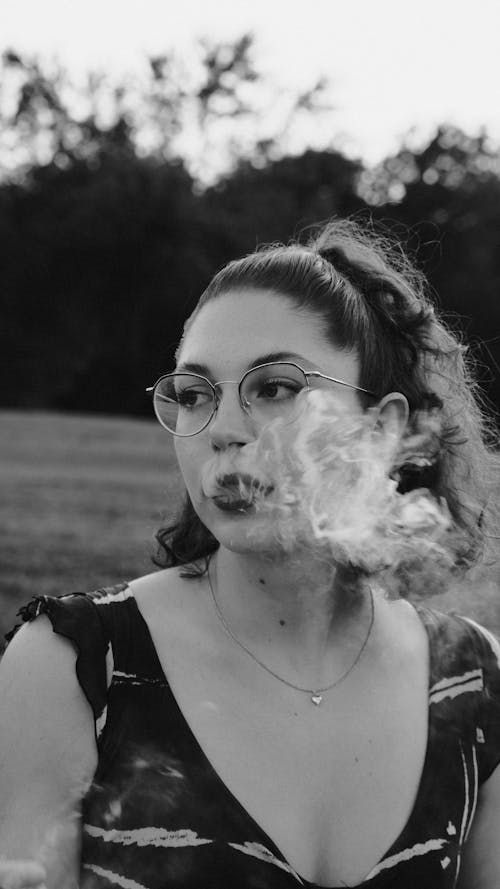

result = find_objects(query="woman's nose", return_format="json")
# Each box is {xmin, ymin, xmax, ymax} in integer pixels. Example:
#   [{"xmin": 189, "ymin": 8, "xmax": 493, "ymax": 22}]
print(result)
[{"xmin": 207, "ymin": 388, "xmax": 255, "ymax": 450}]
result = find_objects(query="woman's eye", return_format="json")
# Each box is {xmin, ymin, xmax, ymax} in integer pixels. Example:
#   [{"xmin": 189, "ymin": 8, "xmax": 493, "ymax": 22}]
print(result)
[
  {"xmin": 258, "ymin": 379, "xmax": 301, "ymax": 400},
  {"xmin": 176, "ymin": 388, "xmax": 212, "ymax": 409}
]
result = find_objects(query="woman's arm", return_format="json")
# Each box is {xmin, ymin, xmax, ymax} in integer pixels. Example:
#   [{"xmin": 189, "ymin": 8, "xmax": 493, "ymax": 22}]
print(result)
[
  {"xmin": 457, "ymin": 763, "xmax": 500, "ymax": 888},
  {"xmin": 0, "ymin": 616, "xmax": 98, "ymax": 889}
]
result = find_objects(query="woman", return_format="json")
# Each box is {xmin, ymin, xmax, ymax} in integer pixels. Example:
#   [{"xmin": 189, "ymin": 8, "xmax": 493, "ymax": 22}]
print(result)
[{"xmin": 1, "ymin": 218, "xmax": 499, "ymax": 889}]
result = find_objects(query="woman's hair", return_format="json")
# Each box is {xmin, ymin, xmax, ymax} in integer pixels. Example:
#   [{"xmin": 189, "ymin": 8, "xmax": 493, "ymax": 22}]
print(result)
[{"xmin": 154, "ymin": 217, "xmax": 499, "ymax": 592}]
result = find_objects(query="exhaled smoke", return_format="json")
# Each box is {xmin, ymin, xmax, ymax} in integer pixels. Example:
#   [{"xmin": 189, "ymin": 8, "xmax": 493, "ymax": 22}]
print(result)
[
  {"xmin": 0, "ymin": 860, "xmax": 47, "ymax": 889},
  {"xmin": 203, "ymin": 390, "xmax": 464, "ymax": 593},
  {"xmin": 0, "ymin": 796, "xmax": 83, "ymax": 889}
]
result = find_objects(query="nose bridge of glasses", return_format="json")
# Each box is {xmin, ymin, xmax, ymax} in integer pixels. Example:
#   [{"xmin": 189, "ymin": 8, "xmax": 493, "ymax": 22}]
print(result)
[
  {"xmin": 211, "ymin": 378, "xmax": 251, "ymax": 412},
  {"xmin": 214, "ymin": 378, "xmax": 239, "ymax": 388}
]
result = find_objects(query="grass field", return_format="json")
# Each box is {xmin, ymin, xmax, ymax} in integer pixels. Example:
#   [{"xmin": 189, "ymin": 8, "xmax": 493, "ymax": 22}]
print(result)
[
  {"xmin": 1, "ymin": 410, "xmax": 499, "ymax": 643},
  {"xmin": 0, "ymin": 410, "xmax": 183, "ymax": 641}
]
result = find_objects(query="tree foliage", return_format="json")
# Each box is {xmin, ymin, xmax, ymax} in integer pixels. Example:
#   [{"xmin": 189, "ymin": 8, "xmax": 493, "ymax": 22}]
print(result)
[
  {"xmin": 361, "ymin": 127, "xmax": 500, "ymax": 412},
  {"xmin": 0, "ymin": 38, "xmax": 333, "ymax": 183}
]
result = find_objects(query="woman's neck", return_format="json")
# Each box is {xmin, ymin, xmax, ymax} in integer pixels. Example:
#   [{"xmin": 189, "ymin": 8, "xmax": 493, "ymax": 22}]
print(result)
[{"xmin": 209, "ymin": 546, "xmax": 375, "ymax": 688}]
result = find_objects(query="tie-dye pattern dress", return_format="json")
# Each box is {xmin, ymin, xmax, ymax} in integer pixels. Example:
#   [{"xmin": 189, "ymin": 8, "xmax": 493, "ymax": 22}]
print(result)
[{"xmin": 6, "ymin": 584, "xmax": 500, "ymax": 889}]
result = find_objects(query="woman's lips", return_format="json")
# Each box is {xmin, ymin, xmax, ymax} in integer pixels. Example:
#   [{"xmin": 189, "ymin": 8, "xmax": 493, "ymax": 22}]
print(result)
[
  {"xmin": 216, "ymin": 472, "xmax": 273, "ymax": 493},
  {"xmin": 211, "ymin": 496, "xmax": 256, "ymax": 513},
  {"xmin": 209, "ymin": 472, "xmax": 274, "ymax": 511}
]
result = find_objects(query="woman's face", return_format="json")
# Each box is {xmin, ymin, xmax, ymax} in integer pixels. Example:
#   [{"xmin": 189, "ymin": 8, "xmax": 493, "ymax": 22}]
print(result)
[{"xmin": 173, "ymin": 289, "xmax": 363, "ymax": 555}]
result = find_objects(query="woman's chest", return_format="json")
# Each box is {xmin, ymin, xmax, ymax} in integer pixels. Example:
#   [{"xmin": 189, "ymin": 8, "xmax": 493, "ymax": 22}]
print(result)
[
  {"xmin": 178, "ymin": 674, "xmax": 428, "ymax": 885},
  {"xmin": 88, "ymin": 596, "xmax": 474, "ymax": 887},
  {"xmin": 127, "ymin": 610, "xmax": 430, "ymax": 887},
  {"xmin": 94, "ymin": 667, "xmax": 431, "ymax": 888}
]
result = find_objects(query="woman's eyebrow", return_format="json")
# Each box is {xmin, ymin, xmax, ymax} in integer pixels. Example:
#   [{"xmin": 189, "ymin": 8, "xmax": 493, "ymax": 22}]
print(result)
[{"xmin": 175, "ymin": 351, "xmax": 308, "ymax": 376}]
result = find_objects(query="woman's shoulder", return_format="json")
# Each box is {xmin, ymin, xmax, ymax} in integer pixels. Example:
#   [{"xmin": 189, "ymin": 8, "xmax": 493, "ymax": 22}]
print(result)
[
  {"xmin": 1, "ymin": 577, "xmax": 150, "ymax": 723},
  {"xmin": 129, "ymin": 563, "xmax": 210, "ymax": 647},
  {"xmin": 0, "ymin": 604, "xmax": 102, "ymax": 846},
  {"xmin": 4, "ymin": 567, "xmax": 185, "ymax": 641},
  {"xmin": 416, "ymin": 602, "xmax": 500, "ymax": 660},
  {"xmin": 4, "ymin": 564, "xmax": 205, "ymax": 666},
  {"xmin": 4, "ymin": 582, "xmax": 129, "ymax": 645},
  {"xmin": 0, "ymin": 611, "xmax": 98, "ymax": 799},
  {"xmin": 128, "ymin": 564, "xmax": 202, "ymax": 609},
  {"xmin": 129, "ymin": 563, "xmax": 205, "ymax": 594},
  {"xmin": 409, "ymin": 601, "xmax": 500, "ymax": 685}
]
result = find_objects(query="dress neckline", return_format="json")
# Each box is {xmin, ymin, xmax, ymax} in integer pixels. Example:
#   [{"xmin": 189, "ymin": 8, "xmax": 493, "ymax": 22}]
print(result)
[{"xmin": 126, "ymin": 586, "xmax": 436, "ymax": 888}]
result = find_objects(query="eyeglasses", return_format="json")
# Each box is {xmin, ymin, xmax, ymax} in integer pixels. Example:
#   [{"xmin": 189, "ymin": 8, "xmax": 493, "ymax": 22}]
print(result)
[{"xmin": 146, "ymin": 361, "xmax": 379, "ymax": 437}]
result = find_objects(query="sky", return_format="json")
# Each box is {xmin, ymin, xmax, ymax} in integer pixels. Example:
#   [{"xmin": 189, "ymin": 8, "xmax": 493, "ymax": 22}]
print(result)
[{"xmin": 2, "ymin": 0, "xmax": 500, "ymax": 168}]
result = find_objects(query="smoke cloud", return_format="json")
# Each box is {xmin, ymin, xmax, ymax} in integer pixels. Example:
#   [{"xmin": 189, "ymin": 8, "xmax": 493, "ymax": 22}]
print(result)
[{"xmin": 202, "ymin": 390, "xmax": 461, "ymax": 593}]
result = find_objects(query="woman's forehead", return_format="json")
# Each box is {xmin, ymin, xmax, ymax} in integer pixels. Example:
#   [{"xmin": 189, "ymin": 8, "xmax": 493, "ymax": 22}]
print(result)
[
  {"xmin": 177, "ymin": 289, "xmax": 359, "ymax": 382},
  {"xmin": 179, "ymin": 290, "xmax": 325, "ymax": 363}
]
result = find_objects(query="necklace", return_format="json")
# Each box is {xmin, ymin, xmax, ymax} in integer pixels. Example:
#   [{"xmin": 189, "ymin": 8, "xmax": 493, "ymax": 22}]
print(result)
[{"xmin": 207, "ymin": 563, "xmax": 375, "ymax": 706}]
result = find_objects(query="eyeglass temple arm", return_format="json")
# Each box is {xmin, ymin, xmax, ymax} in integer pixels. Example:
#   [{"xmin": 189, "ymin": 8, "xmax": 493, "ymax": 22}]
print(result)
[
  {"xmin": 145, "ymin": 386, "xmax": 171, "ymax": 403},
  {"xmin": 306, "ymin": 371, "xmax": 378, "ymax": 398},
  {"xmin": 146, "ymin": 388, "xmax": 172, "ymax": 404}
]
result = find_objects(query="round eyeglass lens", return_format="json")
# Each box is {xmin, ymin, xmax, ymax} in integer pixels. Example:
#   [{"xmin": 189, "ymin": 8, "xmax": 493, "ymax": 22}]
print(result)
[
  {"xmin": 240, "ymin": 363, "xmax": 308, "ymax": 426},
  {"xmin": 153, "ymin": 374, "xmax": 215, "ymax": 435}
]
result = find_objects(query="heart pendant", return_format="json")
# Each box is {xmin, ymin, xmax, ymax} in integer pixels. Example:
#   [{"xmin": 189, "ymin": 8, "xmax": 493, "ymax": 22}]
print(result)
[{"xmin": 311, "ymin": 693, "xmax": 323, "ymax": 706}]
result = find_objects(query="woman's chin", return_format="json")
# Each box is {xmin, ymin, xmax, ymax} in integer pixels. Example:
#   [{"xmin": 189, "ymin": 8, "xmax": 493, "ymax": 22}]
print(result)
[{"xmin": 202, "ymin": 498, "xmax": 289, "ymax": 555}]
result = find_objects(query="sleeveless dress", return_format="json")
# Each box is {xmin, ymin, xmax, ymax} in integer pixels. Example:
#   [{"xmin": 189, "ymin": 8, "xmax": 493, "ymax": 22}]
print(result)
[{"xmin": 5, "ymin": 583, "xmax": 500, "ymax": 889}]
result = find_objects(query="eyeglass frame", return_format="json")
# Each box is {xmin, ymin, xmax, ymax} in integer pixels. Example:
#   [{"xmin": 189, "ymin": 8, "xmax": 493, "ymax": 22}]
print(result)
[{"xmin": 146, "ymin": 361, "xmax": 380, "ymax": 437}]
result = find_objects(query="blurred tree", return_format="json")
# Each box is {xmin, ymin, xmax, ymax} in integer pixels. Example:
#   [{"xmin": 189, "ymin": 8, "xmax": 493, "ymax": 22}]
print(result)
[
  {"xmin": 359, "ymin": 126, "xmax": 500, "ymax": 205},
  {"xmin": 0, "ymin": 50, "xmax": 137, "ymax": 174},
  {"xmin": 0, "ymin": 153, "xmax": 199, "ymax": 411},
  {"xmin": 365, "ymin": 126, "xmax": 500, "ymax": 414},
  {"xmin": 0, "ymin": 38, "xmax": 333, "ymax": 185},
  {"xmin": 200, "ymin": 149, "xmax": 366, "ymax": 269},
  {"xmin": 0, "ymin": 38, "xmax": 339, "ymax": 414},
  {"xmin": 0, "ymin": 40, "xmax": 499, "ymax": 418}
]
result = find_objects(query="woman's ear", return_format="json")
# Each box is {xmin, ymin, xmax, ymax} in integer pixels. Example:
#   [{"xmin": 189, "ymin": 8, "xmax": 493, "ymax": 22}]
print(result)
[{"xmin": 372, "ymin": 392, "xmax": 409, "ymax": 443}]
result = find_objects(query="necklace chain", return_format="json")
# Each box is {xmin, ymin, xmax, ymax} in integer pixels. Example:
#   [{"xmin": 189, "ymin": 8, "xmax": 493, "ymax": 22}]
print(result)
[{"xmin": 207, "ymin": 562, "xmax": 375, "ymax": 705}]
